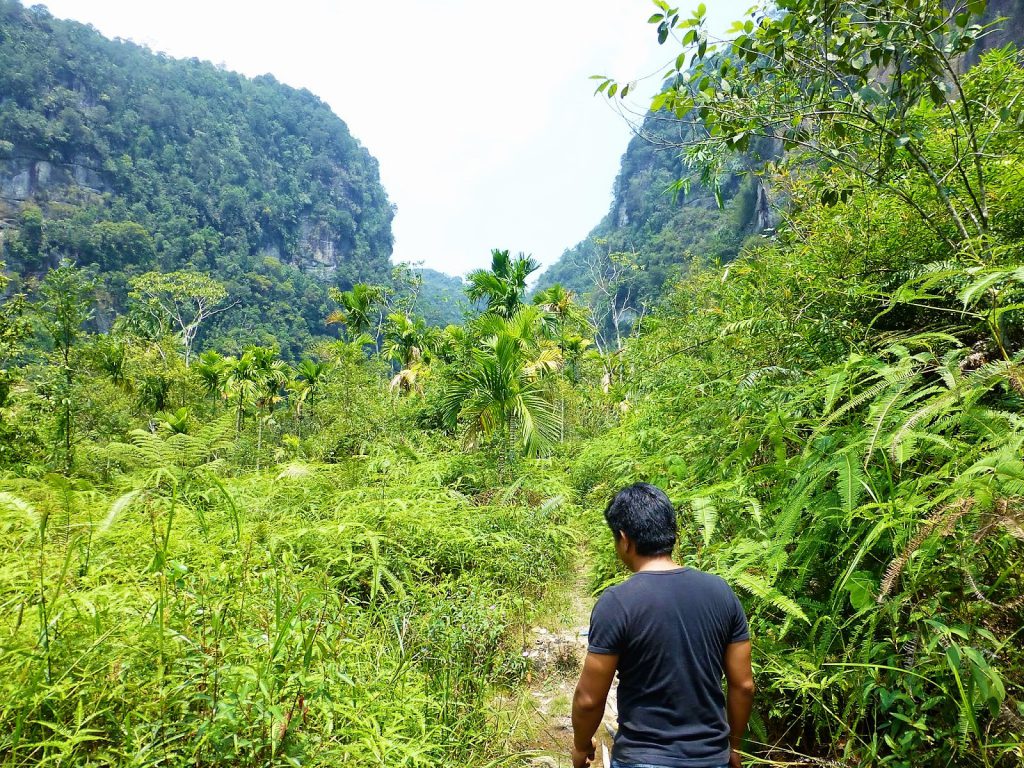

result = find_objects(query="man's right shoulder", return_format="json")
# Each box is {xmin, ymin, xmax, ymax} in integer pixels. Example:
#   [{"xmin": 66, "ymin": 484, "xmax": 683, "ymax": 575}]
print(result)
[{"xmin": 682, "ymin": 567, "xmax": 739, "ymax": 596}]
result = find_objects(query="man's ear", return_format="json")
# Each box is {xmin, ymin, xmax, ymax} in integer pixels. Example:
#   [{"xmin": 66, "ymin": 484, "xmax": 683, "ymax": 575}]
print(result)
[{"xmin": 618, "ymin": 531, "xmax": 634, "ymax": 554}]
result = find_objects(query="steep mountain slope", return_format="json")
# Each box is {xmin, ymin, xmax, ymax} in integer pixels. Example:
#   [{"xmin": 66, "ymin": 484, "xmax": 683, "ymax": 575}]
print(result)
[
  {"xmin": 541, "ymin": 0, "xmax": 1024, "ymax": 315},
  {"xmin": 537, "ymin": 103, "xmax": 772, "ymax": 308},
  {"xmin": 976, "ymin": 0, "xmax": 1024, "ymax": 54},
  {"xmin": 0, "ymin": 0, "xmax": 394, "ymax": 355}
]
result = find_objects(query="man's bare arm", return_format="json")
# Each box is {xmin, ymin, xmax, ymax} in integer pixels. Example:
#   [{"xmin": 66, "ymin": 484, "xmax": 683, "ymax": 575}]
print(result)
[
  {"xmin": 571, "ymin": 651, "xmax": 618, "ymax": 768},
  {"xmin": 724, "ymin": 640, "xmax": 755, "ymax": 765}
]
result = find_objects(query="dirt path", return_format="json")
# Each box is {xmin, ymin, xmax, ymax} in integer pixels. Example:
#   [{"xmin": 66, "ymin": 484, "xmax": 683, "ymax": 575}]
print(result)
[{"xmin": 520, "ymin": 555, "xmax": 618, "ymax": 768}]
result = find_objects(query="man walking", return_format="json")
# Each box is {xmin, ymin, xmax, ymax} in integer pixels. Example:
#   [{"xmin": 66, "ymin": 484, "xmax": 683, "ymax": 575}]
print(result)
[{"xmin": 571, "ymin": 483, "xmax": 755, "ymax": 768}]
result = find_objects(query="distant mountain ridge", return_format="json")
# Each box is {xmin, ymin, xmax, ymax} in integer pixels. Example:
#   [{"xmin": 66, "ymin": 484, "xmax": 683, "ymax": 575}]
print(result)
[{"xmin": 0, "ymin": 0, "xmax": 394, "ymax": 355}]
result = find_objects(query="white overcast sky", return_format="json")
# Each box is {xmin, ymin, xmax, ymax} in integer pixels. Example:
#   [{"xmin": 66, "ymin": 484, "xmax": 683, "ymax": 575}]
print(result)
[{"xmin": 40, "ymin": 0, "xmax": 753, "ymax": 276}]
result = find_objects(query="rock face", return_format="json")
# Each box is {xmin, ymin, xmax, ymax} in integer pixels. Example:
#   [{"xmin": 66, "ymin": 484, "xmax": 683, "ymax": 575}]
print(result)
[
  {"xmin": 976, "ymin": 0, "xmax": 1024, "ymax": 55},
  {"xmin": 0, "ymin": 148, "xmax": 106, "ymax": 220},
  {"xmin": 297, "ymin": 219, "xmax": 345, "ymax": 279},
  {"xmin": 0, "ymin": 154, "xmax": 103, "ymax": 200}
]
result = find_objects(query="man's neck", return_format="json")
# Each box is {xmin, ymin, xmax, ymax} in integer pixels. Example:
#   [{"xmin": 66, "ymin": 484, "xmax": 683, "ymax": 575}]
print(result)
[{"xmin": 631, "ymin": 555, "xmax": 681, "ymax": 573}]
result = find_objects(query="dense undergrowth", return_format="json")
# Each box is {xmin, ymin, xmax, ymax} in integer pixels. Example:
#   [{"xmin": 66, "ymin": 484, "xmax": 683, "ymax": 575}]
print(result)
[
  {"xmin": 573, "ymin": 43, "xmax": 1024, "ymax": 768},
  {"xmin": 0, "ymin": 429, "xmax": 576, "ymax": 766},
  {"xmin": 1, "ymin": 229, "xmax": 604, "ymax": 766}
]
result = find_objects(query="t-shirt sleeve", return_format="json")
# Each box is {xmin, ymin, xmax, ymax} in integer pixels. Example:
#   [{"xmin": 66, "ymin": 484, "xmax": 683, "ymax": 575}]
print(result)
[
  {"xmin": 728, "ymin": 588, "xmax": 750, "ymax": 643},
  {"xmin": 587, "ymin": 590, "xmax": 626, "ymax": 655}
]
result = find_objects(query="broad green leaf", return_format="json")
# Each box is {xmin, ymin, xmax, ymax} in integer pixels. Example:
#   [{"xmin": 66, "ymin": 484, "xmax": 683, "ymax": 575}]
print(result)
[{"xmin": 844, "ymin": 570, "xmax": 875, "ymax": 611}]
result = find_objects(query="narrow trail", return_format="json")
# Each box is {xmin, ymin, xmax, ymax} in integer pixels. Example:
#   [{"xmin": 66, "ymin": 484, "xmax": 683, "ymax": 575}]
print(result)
[{"xmin": 520, "ymin": 553, "xmax": 618, "ymax": 768}]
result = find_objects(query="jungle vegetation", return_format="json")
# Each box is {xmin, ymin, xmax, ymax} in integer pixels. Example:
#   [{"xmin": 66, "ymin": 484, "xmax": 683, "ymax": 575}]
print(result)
[
  {"xmin": 1, "ymin": 0, "xmax": 1024, "ymax": 767},
  {"xmin": 0, "ymin": 0, "xmax": 419, "ymax": 357}
]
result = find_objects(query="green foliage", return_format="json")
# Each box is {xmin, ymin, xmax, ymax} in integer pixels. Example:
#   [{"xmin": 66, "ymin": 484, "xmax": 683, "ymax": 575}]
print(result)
[
  {"xmin": 0, "ymin": 447, "xmax": 576, "ymax": 766},
  {"xmin": 467, "ymin": 250, "xmax": 539, "ymax": 318},
  {"xmin": 617, "ymin": 0, "xmax": 1004, "ymax": 245},
  {"xmin": 439, "ymin": 306, "xmax": 563, "ymax": 460},
  {"xmin": 327, "ymin": 283, "xmax": 386, "ymax": 340},
  {"xmin": 0, "ymin": 0, "xmax": 394, "ymax": 355},
  {"xmin": 129, "ymin": 270, "xmax": 228, "ymax": 366},
  {"xmin": 0, "ymin": 254, "xmax": 582, "ymax": 766},
  {"xmin": 37, "ymin": 262, "xmax": 95, "ymax": 472},
  {"xmin": 5, "ymin": 5, "xmax": 1024, "ymax": 768},
  {"xmin": 414, "ymin": 268, "xmax": 470, "ymax": 327},
  {"xmin": 570, "ymin": 45, "xmax": 1024, "ymax": 766}
]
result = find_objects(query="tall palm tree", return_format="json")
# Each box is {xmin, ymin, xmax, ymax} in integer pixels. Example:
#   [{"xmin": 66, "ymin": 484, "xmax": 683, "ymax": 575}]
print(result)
[
  {"xmin": 383, "ymin": 313, "xmax": 442, "ymax": 396},
  {"xmin": 382, "ymin": 313, "xmax": 441, "ymax": 368},
  {"xmin": 294, "ymin": 359, "xmax": 328, "ymax": 408},
  {"xmin": 326, "ymin": 283, "xmax": 386, "ymax": 340},
  {"xmin": 382, "ymin": 313, "xmax": 423, "ymax": 369},
  {"xmin": 533, "ymin": 284, "xmax": 592, "ymax": 439},
  {"xmin": 249, "ymin": 347, "xmax": 291, "ymax": 470},
  {"xmin": 466, "ymin": 249, "xmax": 540, "ymax": 318},
  {"xmin": 92, "ymin": 334, "xmax": 130, "ymax": 391},
  {"xmin": 533, "ymin": 283, "xmax": 587, "ymax": 339},
  {"xmin": 193, "ymin": 350, "xmax": 227, "ymax": 400},
  {"xmin": 224, "ymin": 350, "xmax": 261, "ymax": 433},
  {"xmin": 561, "ymin": 333, "xmax": 593, "ymax": 385},
  {"xmin": 291, "ymin": 359, "xmax": 330, "ymax": 435},
  {"xmin": 439, "ymin": 305, "xmax": 561, "ymax": 461}
]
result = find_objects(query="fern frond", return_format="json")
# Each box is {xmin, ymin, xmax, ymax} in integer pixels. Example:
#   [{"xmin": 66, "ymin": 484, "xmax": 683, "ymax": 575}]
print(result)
[
  {"xmin": 690, "ymin": 497, "xmax": 718, "ymax": 548},
  {"xmin": 835, "ymin": 453, "xmax": 866, "ymax": 515},
  {"xmin": 731, "ymin": 571, "xmax": 809, "ymax": 623},
  {"xmin": 863, "ymin": 379, "xmax": 921, "ymax": 468},
  {"xmin": 815, "ymin": 367, "xmax": 921, "ymax": 436}
]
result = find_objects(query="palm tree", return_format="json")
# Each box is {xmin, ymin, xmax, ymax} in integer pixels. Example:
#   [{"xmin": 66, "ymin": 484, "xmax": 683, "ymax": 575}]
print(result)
[
  {"xmin": 294, "ymin": 359, "xmax": 328, "ymax": 408},
  {"xmin": 92, "ymin": 334, "xmax": 130, "ymax": 391},
  {"xmin": 326, "ymin": 283, "xmax": 386, "ymax": 341},
  {"xmin": 439, "ymin": 305, "xmax": 561, "ymax": 463},
  {"xmin": 532, "ymin": 285, "xmax": 593, "ymax": 439},
  {"xmin": 533, "ymin": 283, "xmax": 587, "ymax": 340},
  {"xmin": 466, "ymin": 249, "xmax": 540, "ymax": 318},
  {"xmin": 383, "ymin": 313, "xmax": 440, "ymax": 368},
  {"xmin": 249, "ymin": 347, "xmax": 291, "ymax": 470},
  {"xmin": 431, "ymin": 324, "xmax": 472, "ymax": 366},
  {"xmin": 224, "ymin": 350, "xmax": 261, "ymax": 433},
  {"xmin": 193, "ymin": 350, "xmax": 227, "ymax": 400},
  {"xmin": 291, "ymin": 359, "xmax": 329, "ymax": 435},
  {"xmin": 561, "ymin": 333, "xmax": 593, "ymax": 385},
  {"xmin": 383, "ymin": 313, "xmax": 442, "ymax": 396}
]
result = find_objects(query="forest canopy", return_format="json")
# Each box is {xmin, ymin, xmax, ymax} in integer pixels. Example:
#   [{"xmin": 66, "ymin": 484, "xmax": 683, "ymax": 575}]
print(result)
[{"xmin": 0, "ymin": 0, "xmax": 395, "ymax": 356}]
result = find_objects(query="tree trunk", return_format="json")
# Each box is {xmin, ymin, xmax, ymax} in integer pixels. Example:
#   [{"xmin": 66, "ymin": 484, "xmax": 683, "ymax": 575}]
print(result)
[{"xmin": 256, "ymin": 414, "xmax": 263, "ymax": 472}]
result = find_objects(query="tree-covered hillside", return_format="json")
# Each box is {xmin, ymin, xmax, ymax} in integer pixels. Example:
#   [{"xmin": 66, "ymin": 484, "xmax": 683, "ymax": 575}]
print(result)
[
  {"xmin": 536, "ymin": 95, "xmax": 774, "ymax": 311},
  {"xmin": 0, "ymin": 0, "xmax": 394, "ymax": 356},
  {"xmin": 540, "ymin": 0, "xmax": 1024, "ymax": 327},
  {"xmin": 414, "ymin": 268, "xmax": 469, "ymax": 328}
]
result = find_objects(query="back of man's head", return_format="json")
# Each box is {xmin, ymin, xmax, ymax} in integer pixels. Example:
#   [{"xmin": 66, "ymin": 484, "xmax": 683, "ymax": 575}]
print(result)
[{"xmin": 604, "ymin": 482, "xmax": 677, "ymax": 557}]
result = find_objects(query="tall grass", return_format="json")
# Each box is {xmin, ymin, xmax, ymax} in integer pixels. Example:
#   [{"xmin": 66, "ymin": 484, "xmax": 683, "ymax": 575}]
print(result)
[{"xmin": 0, "ymin": 448, "xmax": 575, "ymax": 766}]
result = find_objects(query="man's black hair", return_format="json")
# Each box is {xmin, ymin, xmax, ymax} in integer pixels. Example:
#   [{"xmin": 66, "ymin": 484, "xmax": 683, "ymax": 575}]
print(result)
[{"xmin": 604, "ymin": 482, "xmax": 677, "ymax": 557}]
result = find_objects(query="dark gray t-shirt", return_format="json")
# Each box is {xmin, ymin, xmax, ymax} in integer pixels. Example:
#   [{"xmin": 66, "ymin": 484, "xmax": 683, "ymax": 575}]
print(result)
[{"xmin": 587, "ymin": 568, "xmax": 749, "ymax": 768}]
